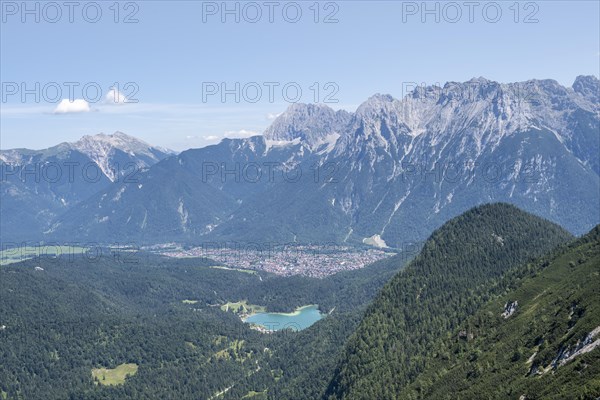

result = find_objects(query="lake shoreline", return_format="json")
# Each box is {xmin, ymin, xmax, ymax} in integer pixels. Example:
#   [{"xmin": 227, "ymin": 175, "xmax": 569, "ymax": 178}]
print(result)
[
  {"xmin": 243, "ymin": 304, "xmax": 320, "ymax": 320},
  {"xmin": 242, "ymin": 304, "xmax": 324, "ymax": 332}
]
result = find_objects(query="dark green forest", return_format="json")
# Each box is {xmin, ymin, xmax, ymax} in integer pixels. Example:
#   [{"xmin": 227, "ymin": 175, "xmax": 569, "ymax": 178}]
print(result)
[
  {"xmin": 325, "ymin": 203, "xmax": 575, "ymax": 399},
  {"xmin": 398, "ymin": 225, "xmax": 600, "ymax": 399},
  {"xmin": 0, "ymin": 241, "xmax": 403, "ymax": 399},
  {"xmin": 1, "ymin": 204, "xmax": 598, "ymax": 399}
]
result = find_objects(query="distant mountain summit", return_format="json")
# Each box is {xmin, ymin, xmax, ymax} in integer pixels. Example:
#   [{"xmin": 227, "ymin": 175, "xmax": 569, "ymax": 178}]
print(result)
[
  {"xmin": 0, "ymin": 132, "xmax": 173, "ymax": 241},
  {"xmin": 263, "ymin": 103, "xmax": 351, "ymax": 150},
  {"xmin": 65, "ymin": 132, "xmax": 175, "ymax": 181},
  {"xmin": 572, "ymin": 74, "xmax": 600, "ymax": 104},
  {"xmin": 1, "ymin": 132, "xmax": 173, "ymax": 174}
]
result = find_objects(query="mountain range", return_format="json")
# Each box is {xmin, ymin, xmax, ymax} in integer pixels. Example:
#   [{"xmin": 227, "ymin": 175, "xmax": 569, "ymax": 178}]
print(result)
[{"xmin": 1, "ymin": 76, "xmax": 598, "ymax": 246}]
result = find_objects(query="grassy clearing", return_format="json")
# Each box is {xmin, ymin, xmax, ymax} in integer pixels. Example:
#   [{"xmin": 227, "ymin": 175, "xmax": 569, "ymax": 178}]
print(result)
[
  {"xmin": 213, "ymin": 335, "xmax": 227, "ymax": 346},
  {"xmin": 220, "ymin": 300, "xmax": 266, "ymax": 315},
  {"xmin": 213, "ymin": 339, "xmax": 246, "ymax": 361},
  {"xmin": 0, "ymin": 246, "xmax": 88, "ymax": 266},
  {"xmin": 242, "ymin": 390, "xmax": 268, "ymax": 398},
  {"xmin": 92, "ymin": 363, "xmax": 138, "ymax": 386}
]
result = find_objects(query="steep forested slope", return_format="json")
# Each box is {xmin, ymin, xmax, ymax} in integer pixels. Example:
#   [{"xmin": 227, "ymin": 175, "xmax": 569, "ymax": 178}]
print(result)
[
  {"xmin": 325, "ymin": 203, "xmax": 573, "ymax": 399},
  {"xmin": 398, "ymin": 225, "xmax": 600, "ymax": 400}
]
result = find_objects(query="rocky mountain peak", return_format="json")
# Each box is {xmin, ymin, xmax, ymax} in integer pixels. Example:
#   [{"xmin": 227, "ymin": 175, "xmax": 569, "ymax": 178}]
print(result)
[
  {"xmin": 355, "ymin": 94, "xmax": 398, "ymax": 117},
  {"xmin": 573, "ymin": 75, "xmax": 599, "ymax": 104},
  {"xmin": 70, "ymin": 132, "xmax": 174, "ymax": 181},
  {"xmin": 263, "ymin": 103, "xmax": 352, "ymax": 149},
  {"xmin": 74, "ymin": 132, "xmax": 153, "ymax": 153}
]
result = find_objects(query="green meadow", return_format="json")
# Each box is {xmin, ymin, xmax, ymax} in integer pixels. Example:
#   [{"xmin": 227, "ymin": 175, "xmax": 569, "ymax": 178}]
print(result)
[
  {"xmin": 92, "ymin": 363, "xmax": 139, "ymax": 386},
  {"xmin": 0, "ymin": 246, "xmax": 88, "ymax": 266}
]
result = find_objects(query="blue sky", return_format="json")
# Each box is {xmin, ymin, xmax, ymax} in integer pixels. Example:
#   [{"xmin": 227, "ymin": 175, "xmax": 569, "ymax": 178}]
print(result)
[{"xmin": 1, "ymin": 0, "xmax": 599, "ymax": 151}]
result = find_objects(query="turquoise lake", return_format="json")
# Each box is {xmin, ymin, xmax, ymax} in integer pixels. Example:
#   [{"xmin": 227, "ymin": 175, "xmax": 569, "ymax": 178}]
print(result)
[{"xmin": 243, "ymin": 305, "xmax": 323, "ymax": 331}]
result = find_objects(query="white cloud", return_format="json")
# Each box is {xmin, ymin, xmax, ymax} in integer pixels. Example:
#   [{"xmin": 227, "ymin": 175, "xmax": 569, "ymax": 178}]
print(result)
[
  {"xmin": 204, "ymin": 135, "xmax": 220, "ymax": 141},
  {"xmin": 53, "ymin": 99, "xmax": 90, "ymax": 114},
  {"xmin": 104, "ymin": 88, "xmax": 129, "ymax": 105},
  {"xmin": 267, "ymin": 112, "xmax": 282, "ymax": 120},
  {"xmin": 224, "ymin": 129, "xmax": 259, "ymax": 138}
]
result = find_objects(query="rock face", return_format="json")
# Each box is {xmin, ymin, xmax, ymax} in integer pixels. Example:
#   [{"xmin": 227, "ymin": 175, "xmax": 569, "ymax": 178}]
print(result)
[
  {"xmin": 529, "ymin": 325, "xmax": 600, "ymax": 376},
  {"xmin": 3, "ymin": 76, "xmax": 600, "ymax": 245},
  {"xmin": 70, "ymin": 132, "xmax": 173, "ymax": 181},
  {"xmin": 552, "ymin": 326, "xmax": 600, "ymax": 368},
  {"xmin": 263, "ymin": 103, "xmax": 352, "ymax": 151},
  {"xmin": 502, "ymin": 301, "xmax": 518, "ymax": 318}
]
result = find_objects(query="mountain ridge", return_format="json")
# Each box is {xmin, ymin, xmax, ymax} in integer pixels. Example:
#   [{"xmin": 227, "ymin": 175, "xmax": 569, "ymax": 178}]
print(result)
[
  {"xmin": 2, "ymin": 76, "xmax": 598, "ymax": 245},
  {"xmin": 0, "ymin": 132, "xmax": 174, "ymax": 241}
]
